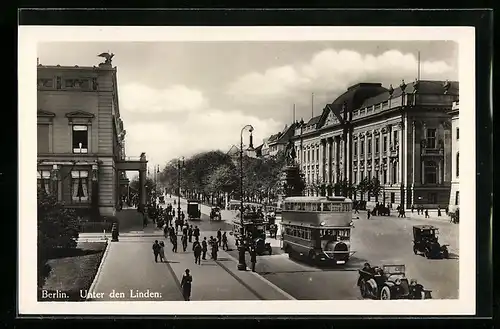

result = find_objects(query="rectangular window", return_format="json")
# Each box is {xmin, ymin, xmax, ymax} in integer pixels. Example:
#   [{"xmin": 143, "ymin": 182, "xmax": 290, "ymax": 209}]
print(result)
[
  {"xmin": 354, "ymin": 142, "xmax": 358, "ymax": 156},
  {"xmin": 383, "ymin": 136, "xmax": 388, "ymax": 152},
  {"xmin": 390, "ymin": 192, "xmax": 395, "ymax": 203},
  {"xmin": 383, "ymin": 169, "xmax": 387, "ymax": 184},
  {"xmin": 426, "ymin": 128, "xmax": 437, "ymax": 149},
  {"xmin": 71, "ymin": 170, "xmax": 89, "ymax": 202},
  {"xmin": 455, "ymin": 191, "xmax": 459, "ymax": 205},
  {"xmin": 368, "ymin": 139, "xmax": 372, "ymax": 155},
  {"xmin": 456, "ymin": 127, "xmax": 459, "ymax": 140},
  {"xmin": 37, "ymin": 124, "xmax": 50, "ymax": 153},
  {"xmin": 353, "ymin": 172, "xmax": 357, "ymax": 184},
  {"xmin": 316, "ymin": 149, "xmax": 319, "ymax": 161},
  {"xmin": 37, "ymin": 170, "xmax": 51, "ymax": 194},
  {"xmin": 456, "ymin": 152, "xmax": 460, "ymax": 177},
  {"xmin": 368, "ymin": 170, "xmax": 371, "ymax": 179},
  {"xmin": 361, "ymin": 141, "xmax": 365, "ymax": 155},
  {"xmin": 375, "ymin": 137, "xmax": 380, "ymax": 153},
  {"xmin": 72, "ymin": 125, "xmax": 88, "ymax": 153},
  {"xmin": 393, "ymin": 131, "xmax": 399, "ymax": 146}
]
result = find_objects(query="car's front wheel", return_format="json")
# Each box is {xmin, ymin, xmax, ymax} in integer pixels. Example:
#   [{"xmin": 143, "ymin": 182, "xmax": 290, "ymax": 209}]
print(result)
[
  {"xmin": 380, "ymin": 286, "xmax": 391, "ymax": 300},
  {"xmin": 359, "ymin": 279, "xmax": 368, "ymax": 298}
]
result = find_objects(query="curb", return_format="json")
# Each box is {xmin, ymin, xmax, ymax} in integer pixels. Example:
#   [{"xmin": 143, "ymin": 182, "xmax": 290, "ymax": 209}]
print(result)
[
  {"xmin": 85, "ymin": 240, "xmax": 111, "ymax": 301},
  {"xmin": 220, "ymin": 251, "xmax": 296, "ymax": 300}
]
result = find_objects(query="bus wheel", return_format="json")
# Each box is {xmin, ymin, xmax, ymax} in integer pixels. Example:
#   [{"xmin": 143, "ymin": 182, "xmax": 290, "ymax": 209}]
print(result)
[{"xmin": 308, "ymin": 251, "xmax": 318, "ymax": 265}]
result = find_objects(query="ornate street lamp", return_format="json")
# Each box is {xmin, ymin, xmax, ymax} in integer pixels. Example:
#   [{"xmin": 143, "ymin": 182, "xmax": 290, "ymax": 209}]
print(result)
[
  {"xmin": 177, "ymin": 157, "xmax": 185, "ymax": 223},
  {"xmin": 238, "ymin": 124, "xmax": 254, "ymax": 271}
]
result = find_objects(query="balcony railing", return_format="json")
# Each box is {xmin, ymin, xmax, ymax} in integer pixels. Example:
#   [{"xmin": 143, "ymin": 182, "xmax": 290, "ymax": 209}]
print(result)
[
  {"xmin": 120, "ymin": 156, "xmax": 142, "ymax": 162},
  {"xmin": 421, "ymin": 148, "xmax": 444, "ymax": 156}
]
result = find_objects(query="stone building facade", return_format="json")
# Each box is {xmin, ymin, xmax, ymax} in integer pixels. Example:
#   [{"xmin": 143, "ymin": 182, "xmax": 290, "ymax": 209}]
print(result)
[
  {"xmin": 37, "ymin": 59, "xmax": 147, "ymax": 218},
  {"xmin": 448, "ymin": 100, "xmax": 460, "ymax": 211},
  {"xmin": 292, "ymin": 80, "xmax": 459, "ymax": 209}
]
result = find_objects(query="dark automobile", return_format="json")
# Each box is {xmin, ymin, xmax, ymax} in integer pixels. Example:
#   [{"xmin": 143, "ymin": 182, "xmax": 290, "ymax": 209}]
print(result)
[
  {"xmin": 210, "ymin": 207, "xmax": 222, "ymax": 221},
  {"xmin": 357, "ymin": 264, "xmax": 429, "ymax": 300},
  {"xmin": 187, "ymin": 199, "xmax": 202, "ymax": 220},
  {"xmin": 412, "ymin": 225, "xmax": 449, "ymax": 259}
]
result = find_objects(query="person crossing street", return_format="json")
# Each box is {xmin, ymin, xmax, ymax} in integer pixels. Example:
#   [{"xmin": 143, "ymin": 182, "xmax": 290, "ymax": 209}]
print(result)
[
  {"xmin": 201, "ymin": 237, "xmax": 208, "ymax": 260},
  {"xmin": 221, "ymin": 232, "xmax": 228, "ymax": 251},
  {"xmin": 193, "ymin": 238, "xmax": 202, "ymax": 265}
]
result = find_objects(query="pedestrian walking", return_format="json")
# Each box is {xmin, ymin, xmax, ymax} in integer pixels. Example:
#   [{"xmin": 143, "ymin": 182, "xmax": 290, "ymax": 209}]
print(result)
[
  {"xmin": 193, "ymin": 226, "xmax": 200, "ymax": 240},
  {"xmin": 181, "ymin": 211, "xmax": 185, "ymax": 222},
  {"xmin": 193, "ymin": 238, "xmax": 202, "ymax": 265},
  {"xmin": 163, "ymin": 225, "xmax": 169, "ymax": 238},
  {"xmin": 188, "ymin": 225, "xmax": 193, "ymax": 243},
  {"xmin": 425, "ymin": 209, "xmax": 429, "ymax": 218},
  {"xmin": 221, "ymin": 232, "xmax": 228, "ymax": 251},
  {"xmin": 202, "ymin": 237, "xmax": 208, "ymax": 260},
  {"xmin": 212, "ymin": 240, "xmax": 219, "ymax": 261},
  {"xmin": 181, "ymin": 234, "xmax": 188, "ymax": 252},
  {"xmin": 411, "ymin": 204, "xmax": 415, "ymax": 213},
  {"xmin": 172, "ymin": 209, "xmax": 176, "ymax": 218},
  {"xmin": 158, "ymin": 241, "xmax": 166, "ymax": 262},
  {"xmin": 367, "ymin": 210, "xmax": 371, "ymax": 220},
  {"xmin": 152, "ymin": 240, "xmax": 161, "ymax": 263},
  {"xmin": 437, "ymin": 206, "xmax": 442, "ymax": 217},
  {"xmin": 171, "ymin": 235, "xmax": 178, "ymax": 253},
  {"xmin": 217, "ymin": 229, "xmax": 222, "ymax": 247},
  {"xmin": 180, "ymin": 269, "xmax": 192, "ymax": 301},
  {"xmin": 250, "ymin": 246, "xmax": 257, "ymax": 272},
  {"xmin": 400, "ymin": 208, "xmax": 406, "ymax": 218},
  {"xmin": 182, "ymin": 223, "xmax": 188, "ymax": 237}
]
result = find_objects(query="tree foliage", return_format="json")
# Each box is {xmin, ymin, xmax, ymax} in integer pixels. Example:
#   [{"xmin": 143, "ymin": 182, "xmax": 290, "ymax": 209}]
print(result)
[
  {"xmin": 159, "ymin": 149, "xmax": 289, "ymax": 203},
  {"xmin": 37, "ymin": 189, "xmax": 80, "ymax": 287},
  {"xmin": 130, "ymin": 176, "xmax": 155, "ymax": 200}
]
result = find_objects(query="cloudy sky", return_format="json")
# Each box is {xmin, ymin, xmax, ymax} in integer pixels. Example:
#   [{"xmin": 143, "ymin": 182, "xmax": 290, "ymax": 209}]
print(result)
[{"xmin": 38, "ymin": 41, "xmax": 458, "ymax": 172}]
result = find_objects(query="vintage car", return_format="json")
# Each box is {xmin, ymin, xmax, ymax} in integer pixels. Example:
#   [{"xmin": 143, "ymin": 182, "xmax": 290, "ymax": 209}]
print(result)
[
  {"xmin": 210, "ymin": 207, "xmax": 222, "ymax": 221},
  {"xmin": 412, "ymin": 225, "xmax": 449, "ymax": 259},
  {"xmin": 357, "ymin": 264, "xmax": 429, "ymax": 300},
  {"xmin": 186, "ymin": 199, "xmax": 202, "ymax": 220}
]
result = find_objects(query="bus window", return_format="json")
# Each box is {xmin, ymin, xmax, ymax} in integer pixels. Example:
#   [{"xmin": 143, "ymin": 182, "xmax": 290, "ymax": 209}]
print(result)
[
  {"xmin": 305, "ymin": 203, "xmax": 312, "ymax": 211},
  {"xmin": 292, "ymin": 203, "xmax": 298, "ymax": 211},
  {"xmin": 322, "ymin": 203, "xmax": 331, "ymax": 211},
  {"xmin": 316, "ymin": 203, "xmax": 322, "ymax": 211},
  {"xmin": 300, "ymin": 203, "xmax": 305, "ymax": 210}
]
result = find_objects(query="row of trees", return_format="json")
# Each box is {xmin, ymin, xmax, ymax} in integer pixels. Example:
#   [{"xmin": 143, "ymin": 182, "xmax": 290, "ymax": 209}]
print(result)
[
  {"xmin": 159, "ymin": 150, "xmax": 288, "ymax": 205},
  {"xmin": 307, "ymin": 176, "xmax": 383, "ymax": 201}
]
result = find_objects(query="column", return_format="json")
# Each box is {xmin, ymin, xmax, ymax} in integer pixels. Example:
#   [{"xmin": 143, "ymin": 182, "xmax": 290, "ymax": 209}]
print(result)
[
  {"xmin": 324, "ymin": 139, "xmax": 330, "ymax": 184},
  {"xmin": 319, "ymin": 139, "xmax": 325, "ymax": 184},
  {"xmin": 411, "ymin": 121, "xmax": 416, "ymax": 206},
  {"xmin": 398, "ymin": 128, "xmax": 403, "ymax": 184},
  {"xmin": 139, "ymin": 169, "xmax": 146, "ymax": 207},
  {"xmin": 421, "ymin": 160, "xmax": 425, "ymax": 184},
  {"xmin": 50, "ymin": 164, "xmax": 60, "ymax": 202},
  {"xmin": 438, "ymin": 160, "xmax": 443, "ymax": 184}
]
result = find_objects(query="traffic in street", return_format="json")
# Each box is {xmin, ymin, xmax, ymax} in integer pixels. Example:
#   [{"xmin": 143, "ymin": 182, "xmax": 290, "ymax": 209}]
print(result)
[{"xmin": 156, "ymin": 194, "xmax": 459, "ymax": 300}]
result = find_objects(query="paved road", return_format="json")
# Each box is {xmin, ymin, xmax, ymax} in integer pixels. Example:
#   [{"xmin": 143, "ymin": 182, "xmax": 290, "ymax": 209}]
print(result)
[{"xmin": 166, "ymin": 195, "xmax": 459, "ymax": 300}]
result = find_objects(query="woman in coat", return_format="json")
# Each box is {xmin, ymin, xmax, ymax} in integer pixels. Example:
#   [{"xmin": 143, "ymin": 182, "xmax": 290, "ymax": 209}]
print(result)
[
  {"xmin": 158, "ymin": 241, "xmax": 166, "ymax": 262},
  {"xmin": 180, "ymin": 269, "xmax": 192, "ymax": 301}
]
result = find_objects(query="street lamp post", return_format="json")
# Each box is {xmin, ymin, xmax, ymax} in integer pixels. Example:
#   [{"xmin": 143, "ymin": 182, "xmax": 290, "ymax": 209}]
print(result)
[
  {"xmin": 238, "ymin": 124, "xmax": 255, "ymax": 271},
  {"xmin": 177, "ymin": 157, "xmax": 184, "ymax": 223}
]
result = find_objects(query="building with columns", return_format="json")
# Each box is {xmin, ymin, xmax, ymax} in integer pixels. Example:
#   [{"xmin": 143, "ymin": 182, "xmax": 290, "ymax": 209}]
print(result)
[
  {"xmin": 448, "ymin": 100, "xmax": 460, "ymax": 211},
  {"xmin": 37, "ymin": 57, "xmax": 148, "ymax": 218},
  {"xmin": 292, "ymin": 79, "xmax": 459, "ymax": 209}
]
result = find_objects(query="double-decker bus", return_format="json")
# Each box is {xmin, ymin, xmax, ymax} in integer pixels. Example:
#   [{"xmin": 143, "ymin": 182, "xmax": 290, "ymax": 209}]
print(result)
[{"xmin": 281, "ymin": 196, "xmax": 354, "ymax": 265}]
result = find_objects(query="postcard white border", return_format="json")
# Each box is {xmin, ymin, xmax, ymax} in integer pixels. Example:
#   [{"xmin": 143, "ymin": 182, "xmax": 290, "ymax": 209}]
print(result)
[{"xmin": 19, "ymin": 26, "xmax": 476, "ymax": 316}]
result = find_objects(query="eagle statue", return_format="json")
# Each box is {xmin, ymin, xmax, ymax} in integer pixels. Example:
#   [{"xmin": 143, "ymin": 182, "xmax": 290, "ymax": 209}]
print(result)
[{"xmin": 98, "ymin": 52, "xmax": 115, "ymax": 64}]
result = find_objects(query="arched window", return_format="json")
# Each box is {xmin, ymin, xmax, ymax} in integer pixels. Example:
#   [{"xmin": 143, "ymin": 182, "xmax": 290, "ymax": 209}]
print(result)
[
  {"xmin": 456, "ymin": 152, "xmax": 459, "ymax": 177},
  {"xmin": 424, "ymin": 161, "xmax": 437, "ymax": 184}
]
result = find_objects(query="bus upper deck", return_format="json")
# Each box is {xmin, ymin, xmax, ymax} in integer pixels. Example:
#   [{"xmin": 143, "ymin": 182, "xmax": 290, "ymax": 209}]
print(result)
[{"xmin": 282, "ymin": 196, "xmax": 353, "ymax": 228}]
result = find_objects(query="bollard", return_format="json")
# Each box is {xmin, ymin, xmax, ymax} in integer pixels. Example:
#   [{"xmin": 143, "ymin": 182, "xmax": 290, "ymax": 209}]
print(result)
[{"xmin": 111, "ymin": 223, "xmax": 119, "ymax": 242}]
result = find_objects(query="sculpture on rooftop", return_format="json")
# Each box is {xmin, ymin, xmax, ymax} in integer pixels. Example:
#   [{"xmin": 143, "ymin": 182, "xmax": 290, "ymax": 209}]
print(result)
[{"xmin": 98, "ymin": 52, "xmax": 115, "ymax": 64}]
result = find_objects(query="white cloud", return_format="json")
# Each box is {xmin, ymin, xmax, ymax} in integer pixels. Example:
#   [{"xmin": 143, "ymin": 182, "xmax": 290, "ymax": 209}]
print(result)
[
  {"xmin": 119, "ymin": 83, "xmax": 207, "ymax": 113},
  {"xmin": 124, "ymin": 107, "xmax": 282, "ymax": 168},
  {"xmin": 228, "ymin": 49, "xmax": 456, "ymax": 101}
]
